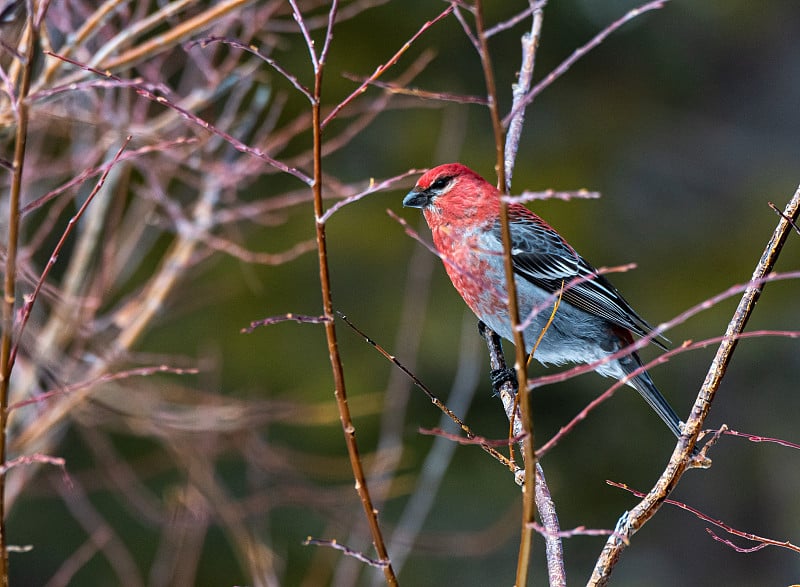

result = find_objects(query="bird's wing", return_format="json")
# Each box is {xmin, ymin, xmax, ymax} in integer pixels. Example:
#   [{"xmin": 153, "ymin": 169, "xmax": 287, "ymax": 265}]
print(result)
[{"xmin": 497, "ymin": 207, "xmax": 668, "ymax": 349}]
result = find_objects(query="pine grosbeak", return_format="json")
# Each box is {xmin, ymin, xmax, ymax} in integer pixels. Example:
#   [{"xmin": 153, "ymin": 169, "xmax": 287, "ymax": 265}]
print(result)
[{"xmin": 403, "ymin": 163, "xmax": 683, "ymax": 440}]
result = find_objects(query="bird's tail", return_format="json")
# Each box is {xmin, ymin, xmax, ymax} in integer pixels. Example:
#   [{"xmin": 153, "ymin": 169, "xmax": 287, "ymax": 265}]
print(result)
[{"xmin": 623, "ymin": 357, "xmax": 683, "ymax": 440}]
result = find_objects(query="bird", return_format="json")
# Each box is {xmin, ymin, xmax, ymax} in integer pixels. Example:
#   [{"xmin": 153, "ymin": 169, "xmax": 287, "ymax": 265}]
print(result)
[{"xmin": 402, "ymin": 162, "xmax": 685, "ymax": 441}]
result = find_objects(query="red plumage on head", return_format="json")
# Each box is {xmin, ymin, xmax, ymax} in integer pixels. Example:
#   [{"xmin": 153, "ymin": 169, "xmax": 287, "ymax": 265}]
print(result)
[{"xmin": 412, "ymin": 163, "xmax": 501, "ymax": 229}]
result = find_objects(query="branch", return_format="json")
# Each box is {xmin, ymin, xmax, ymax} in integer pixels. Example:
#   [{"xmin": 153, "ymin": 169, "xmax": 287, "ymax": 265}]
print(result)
[
  {"xmin": 321, "ymin": 4, "xmax": 454, "ymax": 128},
  {"xmin": 608, "ymin": 481, "xmax": 800, "ymax": 555},
  {"xmin": 472, "ymin": 2, "xmax": 537, "ymax": 583},
  {"xmin": 0, "ymin": 9, "xmax": 37, "ymax": 581},
  {"xmin": 503, "ymin": 1, "xmax": 670, "ymax": 128},
  {"xmin": 301, "ymin": 2, "xmax": 398, "ymax": 582},
  {"xmin": 589, "ymin": 185, "xmax": 800, "ymax": 585}
]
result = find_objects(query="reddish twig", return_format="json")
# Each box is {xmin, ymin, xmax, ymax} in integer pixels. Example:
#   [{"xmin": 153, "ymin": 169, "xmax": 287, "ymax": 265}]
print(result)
[
  {"xmin": 20, "ymin": 137, "xmax": 197, "ymax": 216},
  {"xmin": 716, "ymin": 427, "xmax": 800, "ymax": 451},
  {"xmin": 321, "ymin": 4, "xmax": 454, "ymax": 128},
  {"xmin": 189, "ymin": 36, "xmax": 313, "ymax": 101},
  {"xmin": 0, "ymin": 454, "xmax": 70, "ymax": 488},
  {"xmin": 8, "ymin": 366, "xmax": 198, "ymax": 411},
  {"xmin": 318, "ymin": 169, "xmax": 423, "ymax": 224},
  {"xmin": 530, "ymin": 270, "xmax": 800, "ymax": 392},
  {"xmin": 503, "ymin": 0, "xmax": 670, "ymax": 128},
  {"xmin": 608, "ymin": 480, "xmax": 800, "ymax": 555},
  {"xmin": 43, "ymin": 51, "xmax": 313, "ymax": 185},
  {"xmin": 10, "ymin": 137, "xmax": 132, "ymax": 368},
  {"xmin": 419, "ymin": 427, "xmax": 527, "ymax": 448}
]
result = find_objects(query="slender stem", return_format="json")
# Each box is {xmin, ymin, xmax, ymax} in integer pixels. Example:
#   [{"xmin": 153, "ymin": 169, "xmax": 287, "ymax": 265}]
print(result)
[
  {"xmin": 473, "ymin": 3, "xmax": 536, "ymax": 585},
  {"xmin": 307, "ymin": 4, "xmax": 398, "ymax": 584},
  {"xmin": 0, "ymin": 8, "xmax": 36, "ymax": 586}
]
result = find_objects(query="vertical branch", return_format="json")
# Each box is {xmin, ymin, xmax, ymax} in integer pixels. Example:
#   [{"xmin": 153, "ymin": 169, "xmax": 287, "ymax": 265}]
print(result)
[
  {"xmin": 480, "ymin": 322, "xmax": 566, "ymax": 586},
  {"xmin": 0, "ymin": 6, "xmax": 36, "ymax": 585},
  {"xmin": 504, "ymin": 1, "xmax": 545, "ymax": 188},
  {"xmin": 473, "ymin": 2, "xmax": 536, "ymax": 585},
  {"xmin": 300, "ymin": 3, "xmax": 398, "ymax": 584}
]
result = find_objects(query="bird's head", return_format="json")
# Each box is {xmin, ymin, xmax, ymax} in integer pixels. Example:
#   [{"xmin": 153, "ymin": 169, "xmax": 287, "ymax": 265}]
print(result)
[{"xmin": 403, "ymin": 163, "xmax": 499, "ymax": 224}]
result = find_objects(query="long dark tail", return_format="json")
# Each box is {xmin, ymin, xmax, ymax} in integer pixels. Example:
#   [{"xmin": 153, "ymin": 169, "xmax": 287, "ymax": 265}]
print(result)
[{"xmin": 622, "ymin": 354, "xmax": 683, "ymax": 440}]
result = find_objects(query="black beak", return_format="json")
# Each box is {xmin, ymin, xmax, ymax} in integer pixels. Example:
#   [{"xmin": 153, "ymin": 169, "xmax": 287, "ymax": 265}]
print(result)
[{"xmin": 402, "ymin": 188, "xmax": 430, "ymax": 209}]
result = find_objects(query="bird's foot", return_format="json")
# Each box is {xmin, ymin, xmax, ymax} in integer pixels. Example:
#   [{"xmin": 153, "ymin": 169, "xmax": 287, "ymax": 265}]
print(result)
[{"xmin": 490, "ymin": 368, "xmax": 518, "ymax": 395}]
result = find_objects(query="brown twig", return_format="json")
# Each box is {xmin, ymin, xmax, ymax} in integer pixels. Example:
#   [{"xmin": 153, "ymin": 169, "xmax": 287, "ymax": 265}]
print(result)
[
  {"xmin": 297, "ymin": 1, "xmax": 398, "ymax": 582},
  {"xmin": 589, "ymin": 185, "xmax": 800, "ymax": 585},
  {"xmin": 472, "ymin": 2, "xmax": 537, "ymax": 582},
  {"xmin": 0, "ymin": 7, "xmax": 37, "ymax": 583}
]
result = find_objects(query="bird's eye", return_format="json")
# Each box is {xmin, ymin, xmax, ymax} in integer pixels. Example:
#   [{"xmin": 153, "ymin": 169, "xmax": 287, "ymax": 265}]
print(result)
[{"xmin": 430, "ymin": 176, "xmax": 451, "ymax": 191}]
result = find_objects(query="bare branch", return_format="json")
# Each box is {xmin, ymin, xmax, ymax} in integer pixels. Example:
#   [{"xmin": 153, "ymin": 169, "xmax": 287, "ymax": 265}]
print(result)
[
  {"xmin": 503, "ymin": 0, "xmax": 670, "ymax": 128},
  {"xmin": 589, "ymin": 185, "xmax": 800, "ymax": 585},
  {"xmin": 302, "ymin": 537, "xmax": 390, "ymax": 568},
  {"xmin": 609, "ymin": 481, "xmax": 800, "ymax": 555}
]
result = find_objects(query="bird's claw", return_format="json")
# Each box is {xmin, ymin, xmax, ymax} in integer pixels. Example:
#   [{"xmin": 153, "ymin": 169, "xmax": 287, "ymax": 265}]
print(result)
[{"xmin": 490, "ymin": 368, "xmax": 518, "ymax": 395}]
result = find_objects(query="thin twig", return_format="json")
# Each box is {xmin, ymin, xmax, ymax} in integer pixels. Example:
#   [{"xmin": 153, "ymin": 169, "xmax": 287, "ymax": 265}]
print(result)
[
  {"xmin": 504, "ymin": 1, "xmax": 545, "ymax": 189},
  {"xmin": 503, "ymin": 0, "xmax": 669, "ymax": 128},
  {"xmin": 717, "ymin": 427, "xmax": 800, "ymax": 451},
  {"xmin": 338, "ymin": 312, "xmax": 517, "ymax": 471},
  {"xmin": 538, "ymin": 329, "xmax": 800, "ymax": 456},
  {"xmin": 608, "ymin": 481, "xmax": 800, "ymax": 554},
  {"xmin": 301, "ymin": 2, "xmax": 398, "ymax": 582},
  {"xmin": 9, "ymin": 137, "xmax": 131, "ymax": 368},
  {"xmin": 473, "ymin": 2, "xmax": 536, "ymax": 583},
  {"xmin": 43, "ymin": 51, "xmax": 313, "ymax": 185},
  {"xmin": 321, "ymin": 4, "xmax": 453, "ymax": 128},
  {"xmin": 241, "ymin": 313, "xmax": 331, "ymax": 334},
  {"xmin": 8, "ymin": 365, "xmax": 199, "ymax": 411},
  {"xmin": 0, "ymin": 7, "xmax": 37, "ymax": 583},
  {"xmin": 302, "ymin": 538, "xmax": 390, "ymax": 568}
]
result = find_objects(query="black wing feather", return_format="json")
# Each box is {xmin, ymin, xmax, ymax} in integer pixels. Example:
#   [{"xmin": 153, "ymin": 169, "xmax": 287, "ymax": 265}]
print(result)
[{"xmin": 502, "ymin": 214, "xmax": 669, "ymax": 350}]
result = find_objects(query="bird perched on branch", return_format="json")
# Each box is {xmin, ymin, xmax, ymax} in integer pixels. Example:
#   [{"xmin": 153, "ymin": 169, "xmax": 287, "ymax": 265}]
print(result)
[{"xmin": 403, "ymin": 163, "xmax": 685, "ymax": 441}]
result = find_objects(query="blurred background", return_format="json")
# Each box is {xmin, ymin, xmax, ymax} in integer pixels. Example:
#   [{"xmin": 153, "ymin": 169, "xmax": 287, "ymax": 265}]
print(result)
[{"xmin": 1, "ymin": 1, "xmax": 799, "ymax": 585}]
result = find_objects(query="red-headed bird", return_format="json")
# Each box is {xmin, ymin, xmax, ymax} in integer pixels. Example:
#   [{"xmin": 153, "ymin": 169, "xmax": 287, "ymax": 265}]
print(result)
[{"xmin": 403, "ymin": 163, "xmax": 684, "ymax": 441}]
